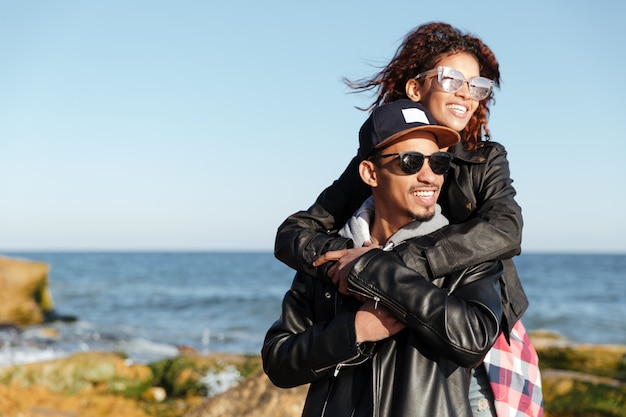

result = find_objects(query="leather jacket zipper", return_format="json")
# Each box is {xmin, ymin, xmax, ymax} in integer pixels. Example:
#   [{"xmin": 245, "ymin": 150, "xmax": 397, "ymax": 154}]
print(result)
[
  {"xmin": 372, "ymin": 353, "xmax": 380, "ymax": 417},
  {"xmin": 349, "ymin": 280, "xmax": 407, "ymax": 320},
  {"xmin": 316, "ymin": 352, "xmax": 371, "ymax": 417},
  {"xmin": 311, "ymin": 350, "xmax": 370, "ymax": 376},
  {"xmin": 332, "ymin": 351, "xmax": 370, "ymax": 376},
  {"xmin": 320, "ymin": 377, "xmax": 334, "ymax": 417}
]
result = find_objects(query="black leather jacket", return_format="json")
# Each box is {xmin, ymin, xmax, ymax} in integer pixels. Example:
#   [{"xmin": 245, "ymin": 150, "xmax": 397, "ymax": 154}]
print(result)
[
  {"xmin": 274, "ymin": 141, "xmax": 528, "ymax": 335},
  {"xmin": 262, "ymin": 245, "xmax": 504, "ymax": 416}
]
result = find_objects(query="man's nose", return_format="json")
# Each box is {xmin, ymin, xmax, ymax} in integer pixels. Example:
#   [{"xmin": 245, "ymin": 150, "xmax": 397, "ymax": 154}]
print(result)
[{"xmin": 416, "ymin": 163, "xmax": 437, "ymax": 184}]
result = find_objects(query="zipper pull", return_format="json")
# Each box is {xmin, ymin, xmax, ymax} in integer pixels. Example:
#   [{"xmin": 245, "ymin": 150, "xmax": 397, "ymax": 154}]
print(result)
[
  {"xmin": 334, "ymin": 363, "xmax": 342, "ymax": 377},
  {"xmin": 374, "ymin": 296, "xmax": 380, "ymax": 309}
]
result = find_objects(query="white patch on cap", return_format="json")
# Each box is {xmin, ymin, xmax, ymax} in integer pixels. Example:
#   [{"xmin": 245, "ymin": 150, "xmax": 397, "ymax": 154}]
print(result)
[{"xmin": 401, "ymin": 108, "xmax": 430, "ymax": 124}]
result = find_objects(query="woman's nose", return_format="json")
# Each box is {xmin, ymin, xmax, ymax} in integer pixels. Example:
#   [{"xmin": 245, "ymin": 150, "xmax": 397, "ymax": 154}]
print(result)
[{"xmin": 456, "ymin": 81, "xmax": 472, "ymax": 99}]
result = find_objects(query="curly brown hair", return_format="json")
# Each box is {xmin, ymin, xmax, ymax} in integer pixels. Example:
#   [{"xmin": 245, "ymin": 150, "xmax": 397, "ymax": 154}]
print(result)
[{"xmin": 346, "ymin": 22, "xmax": 501, "ymax": 151}]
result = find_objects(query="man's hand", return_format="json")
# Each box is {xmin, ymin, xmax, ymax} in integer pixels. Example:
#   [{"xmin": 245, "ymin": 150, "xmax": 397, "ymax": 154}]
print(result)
[
  {"xmin": 312, "ymin": 242, "xmax": 379, "ymax": 296},
  {"xmin": 355, "ymin": 300, "xmax": 405, "ymax": 343}
]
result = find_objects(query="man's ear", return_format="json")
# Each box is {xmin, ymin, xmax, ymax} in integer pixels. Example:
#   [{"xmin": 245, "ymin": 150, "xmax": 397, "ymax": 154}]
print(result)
[
  {"xmin": 359, "ymin": 160, "xmax": 378, "ymax": 187},
  {"xmin": 405, "ymin": 79, "xmax": 421, "ymax": 102}
]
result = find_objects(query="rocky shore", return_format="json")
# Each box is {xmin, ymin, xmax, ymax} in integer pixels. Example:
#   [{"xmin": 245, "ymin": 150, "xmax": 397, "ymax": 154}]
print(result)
[
  {"xmin": 1, "ymin": 256, "xmax": 624, "ymax": 416},
  {"xmin": 0, "ymin": 331, "xmax": 623, "ymax": 417}
]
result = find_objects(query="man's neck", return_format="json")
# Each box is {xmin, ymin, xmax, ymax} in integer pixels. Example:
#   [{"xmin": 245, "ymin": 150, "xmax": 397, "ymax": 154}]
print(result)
[
  {"xmin": 369, "ymin": 216, "xmax": 406, "ymax": 246},
  {"xmin": 337, "ymin": 196, "xmax": 449, "ymax": 250}
]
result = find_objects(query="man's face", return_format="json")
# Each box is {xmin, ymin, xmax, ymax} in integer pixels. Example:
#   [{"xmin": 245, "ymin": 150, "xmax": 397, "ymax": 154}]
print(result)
[{"xmin": 371, "ymin": 133, "xmax": 444, "ymax": 231}]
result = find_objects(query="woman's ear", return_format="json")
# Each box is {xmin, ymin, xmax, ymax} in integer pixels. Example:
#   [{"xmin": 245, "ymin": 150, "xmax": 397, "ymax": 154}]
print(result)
[
  {"xmin": 359, "ymin": 160, "xmax": 378, "ymax": 187},
  {"xmin": 405, "ymin": 79, "xmax": 421, "ymax": 102}
]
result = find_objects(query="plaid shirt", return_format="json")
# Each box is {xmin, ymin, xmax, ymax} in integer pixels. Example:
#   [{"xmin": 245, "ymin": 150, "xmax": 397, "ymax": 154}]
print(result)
[{"xmin": 483, "ymin": 320, "xmax": 544, "ymax": 417}]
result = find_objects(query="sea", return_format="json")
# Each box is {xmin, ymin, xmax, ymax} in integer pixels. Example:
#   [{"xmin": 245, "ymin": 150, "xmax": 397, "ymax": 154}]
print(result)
[{"xmin": 1, "ymin": 251, "xmax": 625, "ymax": 367}]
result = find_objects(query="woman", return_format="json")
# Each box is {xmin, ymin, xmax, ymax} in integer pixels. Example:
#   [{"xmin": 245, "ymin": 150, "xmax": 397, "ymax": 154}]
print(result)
[{"xmin": 274, "ymin": 22, "xmax": 542, "ymax": 417}]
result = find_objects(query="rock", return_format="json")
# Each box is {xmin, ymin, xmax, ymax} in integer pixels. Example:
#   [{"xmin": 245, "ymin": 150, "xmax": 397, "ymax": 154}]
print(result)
[
  {"xmin": 0, "ymin": 351, "xmax": 153, "ymax": 396},
  {"xmin": 142, "ymin": 386, "xmax": 167, "ymax": 402},
  {"xmin": 530, "ymin": 331, "xmax": 626, "ymax": 417},
  {"xmin": 149, "ymin": 352, "xmax": 262, "ymax": 398},
  {"xmin": 0, "ymin": 351, "xmax": 183, "ymax": 417},
  {"xmin": 0, "ymin": 383, "xmax": 154, "ymax": 417},
  {"xmin": 0, "ymin": 333, "xmax": 624, "ymax": 417},
  {"xmin": 184, "ymin": 370, "xmax": 308, "ymax": 417},
  {"xmin": 531, "ymin": 331, "xmax": 626, "ymax": 380},
  {"xmin": 0, "ymin": 256, "xmax": 55, "ymax": 326}
]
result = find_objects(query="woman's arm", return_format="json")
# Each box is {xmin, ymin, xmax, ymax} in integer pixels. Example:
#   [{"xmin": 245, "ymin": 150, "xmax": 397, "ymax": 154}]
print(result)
[
  {"xmin": 276, "ymin": 143, "xmax": 521, "ymax": 279},
  {"xmin": 423, "ymin": 142, "xmax": 523, "ymax": 277},
  {"xmin": 347, "ymin": 249, "xmax": 504, "ymax": 367}
]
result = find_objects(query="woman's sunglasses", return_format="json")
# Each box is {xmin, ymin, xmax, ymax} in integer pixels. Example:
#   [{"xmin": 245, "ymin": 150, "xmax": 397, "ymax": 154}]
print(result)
[
  {"xmin": 370, "ymin": 151, "xmax": 453, "ymax": 175},
  {"xmin": 414, "ymin": 66, "xmax": 493, "ymax": 101}
]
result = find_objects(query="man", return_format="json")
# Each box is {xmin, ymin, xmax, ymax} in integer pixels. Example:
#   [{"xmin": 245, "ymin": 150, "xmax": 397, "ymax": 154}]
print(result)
[{"xmin": 262, "ymin": 100, "xmax": 504, "ymax": 417}]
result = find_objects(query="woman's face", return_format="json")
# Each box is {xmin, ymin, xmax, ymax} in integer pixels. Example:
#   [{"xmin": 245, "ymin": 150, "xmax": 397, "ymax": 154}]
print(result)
[{"xmin": 410, "ymin": 52, "xmax": 481, "ymax": 132}]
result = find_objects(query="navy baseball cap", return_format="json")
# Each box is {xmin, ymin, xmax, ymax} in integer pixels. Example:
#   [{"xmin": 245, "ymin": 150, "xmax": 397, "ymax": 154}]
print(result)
[{"xmin": 357, "ymin": 99, "xmax": 461, "ymax": 160}]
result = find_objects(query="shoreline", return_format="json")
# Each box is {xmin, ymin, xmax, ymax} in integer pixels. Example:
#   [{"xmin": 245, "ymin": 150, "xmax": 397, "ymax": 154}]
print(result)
[{"xmin": 2, "ymin": 325, "xmax": 625, "ymax": 368}]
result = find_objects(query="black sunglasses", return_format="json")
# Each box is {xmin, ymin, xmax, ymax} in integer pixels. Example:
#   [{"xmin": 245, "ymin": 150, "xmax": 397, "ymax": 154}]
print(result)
[{"xmin": 370, "ymin": 151, "xmax": 453, "ymax": 175}]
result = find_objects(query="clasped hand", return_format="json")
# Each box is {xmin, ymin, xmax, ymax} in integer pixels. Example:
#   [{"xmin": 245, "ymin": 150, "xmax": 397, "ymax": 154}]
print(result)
[
  {"xmin": 312, "ymin": 241, "xmax": 378, "ymax": 296},
  {"xmin": 313, "ymin": 243, "xmax": 405, "ymax": 343}
]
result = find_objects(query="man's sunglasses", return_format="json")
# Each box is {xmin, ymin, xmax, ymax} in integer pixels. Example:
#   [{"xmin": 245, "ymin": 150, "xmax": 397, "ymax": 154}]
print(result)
[
  {"xmin": 370, "ymin": 151, "xmax": 453, "ymax": 175},
  {"xmin": 415, "ymin": 66, "xmax": 493, "ymax": 101}
]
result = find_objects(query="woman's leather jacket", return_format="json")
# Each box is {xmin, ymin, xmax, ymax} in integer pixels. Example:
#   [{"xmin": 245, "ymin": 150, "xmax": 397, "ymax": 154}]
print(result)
[
  {"xmin": 262, "ymin": 245, "xmax": 504, "ymax": 417},
  {"xmin": 274, "ymin": 141, "xmax": 528, "ymax": 336}
]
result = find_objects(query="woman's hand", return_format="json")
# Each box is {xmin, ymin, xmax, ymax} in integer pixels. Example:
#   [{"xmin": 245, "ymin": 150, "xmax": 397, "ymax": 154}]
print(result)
[{"xmin": 312, "ymin": 242, "xmax": 379, "ymax": 296}]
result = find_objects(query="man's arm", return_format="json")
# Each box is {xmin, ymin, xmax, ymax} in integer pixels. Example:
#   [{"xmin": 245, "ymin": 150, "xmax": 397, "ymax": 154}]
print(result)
[{"xmin": 262, "ymin": 272, "xmax": 370, "ymax": 388}]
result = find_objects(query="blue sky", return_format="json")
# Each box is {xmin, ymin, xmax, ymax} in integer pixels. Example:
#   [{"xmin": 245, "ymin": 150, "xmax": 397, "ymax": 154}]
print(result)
[{"xmin": 1, "ymin": 1, "xmax": 625, "ymax": 253}]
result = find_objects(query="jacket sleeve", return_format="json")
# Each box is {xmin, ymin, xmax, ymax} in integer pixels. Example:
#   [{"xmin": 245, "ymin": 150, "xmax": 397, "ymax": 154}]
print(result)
[
  {"xmin": 274, "ymin": 154, "xmax": 371, "ymax": 277},
  {"xmin": 424, "ymin": 142, "xmax": 523, "ymax": 277},
  {"xmin": 348, "ymin": 249, "xmax": 503, "ymax": 367},
  {"xmin": 262, "ymin": 272, "xmax": 368, "ymax": 388}
]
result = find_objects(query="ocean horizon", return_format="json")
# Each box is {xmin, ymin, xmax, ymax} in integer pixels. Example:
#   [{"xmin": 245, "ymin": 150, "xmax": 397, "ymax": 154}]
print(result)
[{"xmin": 1, "ymin": 251, "xmax": 625, "ymax": 366}]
